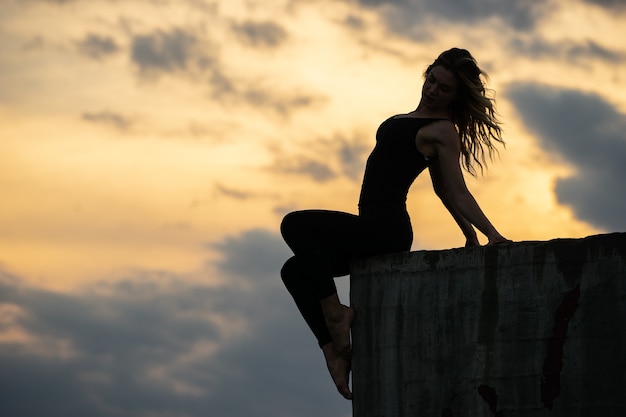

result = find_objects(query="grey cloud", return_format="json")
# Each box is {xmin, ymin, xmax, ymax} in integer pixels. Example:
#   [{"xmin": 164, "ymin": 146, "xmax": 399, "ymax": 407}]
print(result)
[
  {"xmin": 215, "ymin": 183, "xmax": 256, "ymax": 200},
  {"xmin": 581, "ymin": 0, "xmax": 626, "ymax": 10},
  {"xmin": 232, "ymin": 20, "xmax": 288, "ymax": 48},
  {"xmin": 566, "ymin": 40, "xmax": 625, "ymax": 63},
  {"xmin": 0, "ymin": 228, "xmax": 351, "ymax": 416},
  {"xmin": 131, "ymin": 28, "xmax": 213, "ymax": 77},
  {"xmin": 208, "ymin": 67, "xmax": 236, "ymax": 96},
  {"xmin": 126, "ymin": 25, "xmax": 320, "ymax": 118},
  {"xmin": 211, "ymin": 228, "xmax": 288, "ymax": 285},
  {"xmin": 77, "ymin": 34, "xmax": 119, "ymax": 59},
  {"xmin": 214, "ymin": 183, "xmax": 278, "ymax": 201},
  {"xmin": 241, "ymin": 87, "xmax": 322, "ymax": 116},
  {"xmin": 21, "ymin": 36, "xmax": 45, "ymax": 51},
  {"xmin": 339, "ymin": 139, "xmax": 368, "ymax": 181},
  {"xmin": 273, "ymin": 157, "xmax": 337, "ymax": 182},
  {"xmin": 0, "ymin": 272, "xmax": 221, "ymax": 417},
  {"xmin": 200, "ymin": 51, "xmax": 323, "ymax": 118},
  {"xmin": 344, "ymin": 14, "xmax": 366, "ymax": 29},
  {"xmin": 270, "ymin": 134, "xmax": 369, "ymax": 183},
  {"xmin": 506, "ymin": 82, "xmax": 626, "ymax": 231},
  {"xmin": 352, "ymin": 0, "xmax": 552, "ymax": 33},
  {"xmin": 81, "ymin": 111, "xmax": 134, "ymax": 130},
  {"xmin": 509, "ymin": 37, "xmax": 626, "ymax": 64}
]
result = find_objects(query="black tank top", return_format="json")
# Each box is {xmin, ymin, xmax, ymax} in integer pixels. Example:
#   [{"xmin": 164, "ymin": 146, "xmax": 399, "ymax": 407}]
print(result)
[{"xmin": 358, "ymin": 116, "xmax": 441, "ymax": 210}]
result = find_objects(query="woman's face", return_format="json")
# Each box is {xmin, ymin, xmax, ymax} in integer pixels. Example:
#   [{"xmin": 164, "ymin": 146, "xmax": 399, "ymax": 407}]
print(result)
[{"xmin": 421, "ymin": 65, "xmax": 458, "ymax": 112}]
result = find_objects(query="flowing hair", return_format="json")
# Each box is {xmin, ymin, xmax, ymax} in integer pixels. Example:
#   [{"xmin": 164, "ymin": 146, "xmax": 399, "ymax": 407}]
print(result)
[{"xmin": 424, "ymin": 48, "xmax": 504, "ymax": 176}]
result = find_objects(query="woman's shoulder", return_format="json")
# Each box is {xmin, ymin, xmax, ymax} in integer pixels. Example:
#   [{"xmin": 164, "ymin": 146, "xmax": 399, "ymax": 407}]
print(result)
[{"xmin": 421, "ymin": 118, "xmax": 458, "ymax": 139}]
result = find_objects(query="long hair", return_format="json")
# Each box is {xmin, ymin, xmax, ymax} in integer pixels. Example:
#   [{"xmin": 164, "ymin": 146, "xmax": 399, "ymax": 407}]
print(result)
[{"xmin": 424, "ymin": 48, "xmax": 504, "ymax": 176}]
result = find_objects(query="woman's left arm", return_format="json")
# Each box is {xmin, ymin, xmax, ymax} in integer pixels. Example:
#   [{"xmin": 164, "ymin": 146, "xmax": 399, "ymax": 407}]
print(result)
[
  {"xmin": 429, "ymin": 162, "xmax": 479, "ymax": 246},
  {"xmin": 431, "ymin": 123, "xmax": 509, "ymax": 245}
]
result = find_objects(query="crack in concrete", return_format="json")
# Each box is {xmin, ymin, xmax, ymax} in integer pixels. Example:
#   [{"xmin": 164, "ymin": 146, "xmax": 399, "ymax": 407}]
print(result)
[
  {"xmin": 477, "ymin": 384, "xmax": 504, "ymax": 416},
  {"xmin": 541, "ymin": 284, "xmax": 581, "ymax": 409}
]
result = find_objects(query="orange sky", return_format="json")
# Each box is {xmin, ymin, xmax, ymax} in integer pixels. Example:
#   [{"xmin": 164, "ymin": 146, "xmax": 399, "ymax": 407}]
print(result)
[
  {"xmin": 3, "ymin": 0, "xmax": 624, "ymax": 290},
  {"xmin": 1, "ymin": 1, "xmax": 626, "ymax": 417}
]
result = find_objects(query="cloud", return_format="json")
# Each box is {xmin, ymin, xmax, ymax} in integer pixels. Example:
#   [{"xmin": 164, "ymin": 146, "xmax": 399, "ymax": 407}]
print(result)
[
  {"xmin": 352, "ymin": 0, "xmax": 553, "ymax": 34},
  {"xmin": 76, "ymin": 34, "xmax": 120, "ymax": 60},
  {"xmin": 269, "ymin": 134, "xmax": 368, "ymax": 183},
  {"xmin": 506, "ymin": 82, "xmax": 626, "ymax": 231},
  {"xmin": 214, "ymin": 183, "xmax": 278, "ymax": 201},
  {"xmin": 509, "ymin": 37, "xmax": 626, "ymax": 64},
  {"xmin": 338, "ymin": 139, "xmax": 369, "ymax": 181},
  {"xmin": 126, "ymin": 26, "xmax": 322, "ymax": 117},
  {"xmin": 130, "ymin": 28, "xmax": 214, "ymax": 78},
  {"xmin": 21, "ymin": 36, "xmax": 45, "ymax": 51},
  {"xmin": 272, "ymin": 157, "xmax": 338, "ymax": 182},
  {"xmin": 581, "ymin": 0, "xmax": 626, "ymax": 10},
  {"xmin": 231, "ymin": 20, "xmax": 288, "ymax": 48},
  {"xmin": 240, "ymin": 87, "xmax": 323, "ymax": 116},
  {"xmin": 81, "ymin": 111, "xmax": 134, "ymax": 130},
  {"xmin": 0, "ymin": 229, "xmax": 352, "ymax": 417},
  {"xmin": 211, "ymin": 228, "xmax": 288, "ymax": 282}
]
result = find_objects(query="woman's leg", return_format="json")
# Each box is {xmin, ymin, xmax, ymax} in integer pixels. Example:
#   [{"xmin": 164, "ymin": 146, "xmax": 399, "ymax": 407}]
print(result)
[
  {"xmin": 280, "ymin": 210, "xmax": 367, "ymax": 399},
  {"xmin": 280, "ymin": 210, "xmax": 362, "ymax": 345},
  {"xmin": 281, "ymin": 208, "xmax": 413, "ymax": 399},
  {"xmin": 280, "ymin": 256, "xmax": 334, "ymax": 346}
]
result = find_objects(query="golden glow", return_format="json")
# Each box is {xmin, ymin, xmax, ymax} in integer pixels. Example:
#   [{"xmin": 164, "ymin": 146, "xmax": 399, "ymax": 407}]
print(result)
[{"xmin": 1, "ymin": 0, "xmax": 620, "ymax": 290}]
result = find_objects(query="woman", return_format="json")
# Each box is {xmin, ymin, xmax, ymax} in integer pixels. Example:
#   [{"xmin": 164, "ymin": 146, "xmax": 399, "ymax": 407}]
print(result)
[{"xmin": 280, "ymin": 48, "xmax": 510, "ymax": 400}]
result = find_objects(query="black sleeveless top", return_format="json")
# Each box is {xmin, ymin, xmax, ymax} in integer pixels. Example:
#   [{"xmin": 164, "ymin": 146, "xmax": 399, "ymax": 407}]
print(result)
[{"xmin": 358, "ymin": 116, "xmax": 441, "ymax": 211}]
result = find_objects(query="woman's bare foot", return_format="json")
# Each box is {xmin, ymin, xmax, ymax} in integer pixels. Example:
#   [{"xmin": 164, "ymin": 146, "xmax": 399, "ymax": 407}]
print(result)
[
  {"xmin": 321, "ymin": 295, "xmax": 354, "ymax": 358},
  {"xmin": 322, "ymin": 343, "xmax": 352, "ymax": 400}
]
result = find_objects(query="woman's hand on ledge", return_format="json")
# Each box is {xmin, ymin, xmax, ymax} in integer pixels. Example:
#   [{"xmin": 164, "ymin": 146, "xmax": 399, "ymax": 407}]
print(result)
[{"xmin": 487, "ymin": 235, "xmax": 512, "ymax": 245}]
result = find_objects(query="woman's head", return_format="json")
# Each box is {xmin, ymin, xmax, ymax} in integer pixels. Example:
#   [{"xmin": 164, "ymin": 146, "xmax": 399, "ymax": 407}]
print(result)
[{"xmin": 424, "ymin": 48, "xmax": 504, "ymax": 175}]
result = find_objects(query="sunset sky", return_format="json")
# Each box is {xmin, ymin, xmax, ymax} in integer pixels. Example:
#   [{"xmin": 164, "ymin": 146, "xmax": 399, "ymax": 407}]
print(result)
[{"xmin": 1, "ymin": 0, "xmax": 625, "ymax": 416}]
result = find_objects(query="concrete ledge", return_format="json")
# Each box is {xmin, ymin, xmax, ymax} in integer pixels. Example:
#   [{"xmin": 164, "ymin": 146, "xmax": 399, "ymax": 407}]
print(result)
[{"xmin": 350, "ymin": 233, "xmax": 626, "ymax": 417}]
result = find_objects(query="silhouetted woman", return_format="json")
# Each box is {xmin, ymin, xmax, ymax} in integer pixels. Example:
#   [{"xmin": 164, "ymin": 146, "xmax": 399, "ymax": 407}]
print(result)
[{"xmin": 280, "ymin": 48, "xmax": 510, "ymax": 399}]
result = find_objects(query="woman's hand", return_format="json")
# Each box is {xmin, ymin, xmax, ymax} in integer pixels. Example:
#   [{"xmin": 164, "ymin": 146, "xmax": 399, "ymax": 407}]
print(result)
[
  {"xmin": 487, "ymin": 234, "xmax": 512, "ymax": 245},
  {"xmin": 465, "ymin": 234, "xmax": 480, "ymax": 247}
]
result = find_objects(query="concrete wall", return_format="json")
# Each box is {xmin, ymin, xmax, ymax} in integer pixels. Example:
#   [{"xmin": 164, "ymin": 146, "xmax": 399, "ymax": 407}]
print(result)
[{"xmin": 350, "ymin": 233, "xmax": 626, "ymax": 417}]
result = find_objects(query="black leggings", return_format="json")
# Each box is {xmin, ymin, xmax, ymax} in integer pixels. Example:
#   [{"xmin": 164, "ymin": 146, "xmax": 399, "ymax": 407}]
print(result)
[{"xmin": 280, "ymin": 207, "xmax": 412, "ymax": 347}]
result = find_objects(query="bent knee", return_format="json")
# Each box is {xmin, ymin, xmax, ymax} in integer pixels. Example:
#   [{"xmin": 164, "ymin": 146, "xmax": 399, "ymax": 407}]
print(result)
[
  {"xmin": 280, "ymin": 256, "xmax": 298, "ymax": 284},
  {"xmin": 280, "ymin": 211, "xmax": 304, "ymax": 242}
]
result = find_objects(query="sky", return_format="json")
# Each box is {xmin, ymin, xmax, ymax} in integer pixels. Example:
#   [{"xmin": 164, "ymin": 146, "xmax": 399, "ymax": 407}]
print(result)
[{"xmin": 0, "ymin": 0, "xmax": 625, "ymax": 416}]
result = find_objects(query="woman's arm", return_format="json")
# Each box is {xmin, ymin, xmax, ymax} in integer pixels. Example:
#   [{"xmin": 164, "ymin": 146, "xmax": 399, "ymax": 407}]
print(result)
[
  {"xmin": 429, "ymin": 163, "xmax": 479, "ymax": 246},
  {"xmin": 428, "ymin": 122, "xmax": 509, "ymax": 245}
]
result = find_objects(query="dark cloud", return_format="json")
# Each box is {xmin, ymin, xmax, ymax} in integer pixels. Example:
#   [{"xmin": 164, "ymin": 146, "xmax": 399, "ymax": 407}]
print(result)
[
  {"xmin": 21, "ymin": 36, "xmax": 45, "ymax": 51},
  {"xmin": 352, "ymin": 0, "xmax": 552, "ymax": 33},
  {"xmin": 507, "ymin": 82, "xmax": 626, "ymax": 231},
  {"xmin": 0, "ymin": 228, "xmax": 351, "ymax": 417},
  {"xmin": 509, "ymin": 37, "xmax": 626, "ymax": 64},
  {"xmin": 130, "ymin": 28, "xmax": 214, "ymax": 78},
  {"xmin": 269, "ymin": 135, "xmax": 369, "ymax": 183},
  {"xmin": 344, "ymin": 14, "xmax": 366, "ymax": 30},
  {"xmin": 240, "ymin": 87, "xmax": 322, "ymax": 116},
  {"xmin": 214, "ymin": 184, "xmax": 278, "ymax": 201},
  {"xmin": 81, "ymin": 111, "xmax": 134, "ymax": 130},
  {"xmin": 215, "ymin": 183, "xmax": 256, "ymax": 200},
  {"xmin": 338, "ymin": 139, "xmax": 368, "ymax": 181},
  {"xmin": 232, "ymin": 20, "xmax": 288, "ymax": 48},
  {"xmin": 76, "ymin": 34, "xmax": 120, "ymax": 60},
  {"xmin": 273, "ymin": 157, "xmax": 337, "ymax": 182},
  {"xmin": 581, "ymin": 0, "xmax": 626, "ymax": 10},
  {"xmin": 211, "ymin": 228, "xmax": 287, "ymax": 283},
  {"xmin": 127, "ymin": 27, "xmax": 322, "ymax": 116}
]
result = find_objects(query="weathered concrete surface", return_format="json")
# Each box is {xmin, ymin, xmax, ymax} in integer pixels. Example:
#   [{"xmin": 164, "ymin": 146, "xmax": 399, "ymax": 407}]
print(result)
[{"xmin": 350, "ymin": 233, "xmax": 626, "ymax": 417}]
